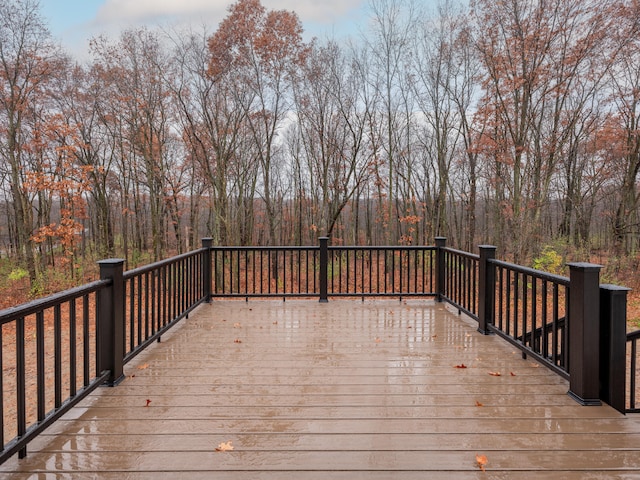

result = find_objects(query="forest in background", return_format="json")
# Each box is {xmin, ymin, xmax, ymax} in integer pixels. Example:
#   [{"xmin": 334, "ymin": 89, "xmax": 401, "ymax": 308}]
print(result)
[{"xmin": 1, "ymin": 0, "xmax": 640, "ymax": 302}]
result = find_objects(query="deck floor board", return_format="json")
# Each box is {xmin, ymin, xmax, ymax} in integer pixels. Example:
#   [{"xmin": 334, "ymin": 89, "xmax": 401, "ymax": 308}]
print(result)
[{"xmin": 2, "ymin": 299, "xmax": 640, "ymax": 478}]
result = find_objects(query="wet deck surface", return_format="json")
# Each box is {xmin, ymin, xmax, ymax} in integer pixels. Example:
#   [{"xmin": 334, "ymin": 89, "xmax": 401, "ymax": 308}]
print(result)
[{"xmin": 3, "ymin": 299, "xmax": 640, "ymax": 479}]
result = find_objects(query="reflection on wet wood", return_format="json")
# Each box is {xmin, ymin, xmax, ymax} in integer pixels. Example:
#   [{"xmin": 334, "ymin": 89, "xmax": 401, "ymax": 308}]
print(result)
[{"xmin": 2, "ymin": 300, "xmax": 640, "ymax": 478}]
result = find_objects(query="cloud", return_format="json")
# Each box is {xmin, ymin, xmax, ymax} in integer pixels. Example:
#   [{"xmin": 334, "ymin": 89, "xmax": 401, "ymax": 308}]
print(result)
[{"xmin": 95, "ymin": 0, "xmax": 365, "ymax": 29}]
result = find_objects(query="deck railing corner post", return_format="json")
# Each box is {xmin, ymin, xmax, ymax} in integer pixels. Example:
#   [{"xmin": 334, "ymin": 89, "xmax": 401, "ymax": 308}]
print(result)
[
  {"xmin": 567, "ymin": 262, "xmax": 602, "ymax": 406},
  {"xmin": 435, "ymin": 237, "xmax": 447, "ymax": 302},
  {"xmin": 319, "ymin": 237, "xmax": 329, "ymax": 302},
  {"xmin": 478, "ymin": 245, "xmax": 497, "ymax": 335},
  {"xmin": 97, "ymin": 258, "xmax": 126, "ymax": 387},
  {"xmin": 202, "ymin": 237, "xmax": 214, "ymax": 303},
  {"xmin": 599, "ymin": 284, "xmax": 630, "ymax": 414}
]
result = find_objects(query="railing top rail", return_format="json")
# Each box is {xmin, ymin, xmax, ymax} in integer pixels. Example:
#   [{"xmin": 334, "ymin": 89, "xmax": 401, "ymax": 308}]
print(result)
[
  {"xmin": 0, "ymin": 279, "xmax": 110, "ymax": 326},
  {"xmin": 490, "ymin": 258, "xmax": 570, "ymax": 286},
  {"xmin": 329, "ymin": 245, "xmax": 437, "ymax": 251},
  {"xmin": 443, "ymin": 246, "xmax": 480, "ymax": 260},
  {"xmin": 124, "ymin": 247, "xmax": 206, "ymax": 280},
  {"xmin": 628, "ymin": 329, "xmax": 640, "ymax": 341},
  {"xmin": 210, "ymin": 245, "xmax": 318, "ymax": 252}
]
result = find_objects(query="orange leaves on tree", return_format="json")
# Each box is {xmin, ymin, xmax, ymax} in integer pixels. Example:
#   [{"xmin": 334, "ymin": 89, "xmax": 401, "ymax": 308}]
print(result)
[
  {"xmin": 216, "ymin": 441, "xmax": 234, "ymax": 452},
  {"xmin": 208, "ymin": 0, "xmax": 306, "ymax": 79},
  {"xmin": 476, "ymin": 454, "xmax": 488, "ymax": 471}
]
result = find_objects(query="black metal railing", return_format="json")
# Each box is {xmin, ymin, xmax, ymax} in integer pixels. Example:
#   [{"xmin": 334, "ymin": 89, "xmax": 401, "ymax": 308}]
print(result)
[
  {"xmin": 628, "ymin": 329, "xmax": 640, "ymax": 413},
  {"xmin": 490, "ymin": 260, "xmax": 570, "ymax": 379},
  {"xmin": 0, "ymin": 244, "xmax": 210, "ymax": 464},
  {"xmin": 210, "ymin": 239, "xmax": 438, "ymax": 300},
  {"xmin": 0, "ymin": 236, "xmax": 634, "ymax": 466},
  {"xmin": 440, "ymin": 246, "xmax": 479, "ymax": 318},
  {"xmin": 0, "ymin": 280, "xmax": 110, "ymax": 463},
  {"xmin": 211, "ymin": 246, "xmax": 320, "ymax": 298},
  {"xmin": 123, "ymin": 248, "xmax": 208, "ymax": 362},
  {"xmin": 326, "ymin": 245, "xmax": 436, "ymax": 298}
]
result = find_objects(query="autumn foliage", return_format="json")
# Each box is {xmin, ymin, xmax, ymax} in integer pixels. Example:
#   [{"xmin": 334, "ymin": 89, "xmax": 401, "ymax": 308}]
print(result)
[{"xmin": 1, "ymin": 0, "xmax": 640, "ymax": 299}]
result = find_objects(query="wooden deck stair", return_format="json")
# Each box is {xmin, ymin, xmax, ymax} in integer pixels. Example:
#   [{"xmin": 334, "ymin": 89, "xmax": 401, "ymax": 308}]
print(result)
[{"xmin": 2, "ymin": 300, "xmax": 640, "ymax": 478}]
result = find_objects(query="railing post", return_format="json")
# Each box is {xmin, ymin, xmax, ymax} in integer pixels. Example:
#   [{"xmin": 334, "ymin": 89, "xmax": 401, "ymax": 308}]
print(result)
[
  {"xmin": 478, "ymin": 245, "xmax": 497, "ymax": 335},
  {"xmin": 435, "ymin": 237, "xmax": 446, "ymax": 302},
  {"xmin": 97, "ymin": 259, "xmax": 125, "ymax": 386},
  {"xmin": 319, "ymin": 237, "xmax": 329, "ymax": 303},
  {"xmin": 599, "ymin": 284, "xmax": 630, "ymax": 414},
  {"xmin": 202, "ymin": 238, "xmax": 213, "ymax": 303},
  {"xmin": 567, "ymin": 262, "xmax": 602, "ymax": 406}
]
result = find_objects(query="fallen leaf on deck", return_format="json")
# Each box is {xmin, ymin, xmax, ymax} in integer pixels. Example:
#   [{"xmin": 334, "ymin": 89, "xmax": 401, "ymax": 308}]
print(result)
[
  {"xmin": 137, "ymin": 363, "xmax": 149, "ymax": 370},
  {"xmin": 431, "ymin": 334, "xmax": 438, "ymax": 338},
  {"xmin": 234, "ymin": 339, "xmax": 242, "ymax": 343},
  {"xmin": 145, "ymin": 399, "xmax": 152, "ymax": 407},
  {"xmin": 488, "ymin": 371, "xmax": 501, "ymax": 376},
  {"xmin": 273, "ymin": 321, "xmax": 278, "ymax": 325},
  {"xmin": 215, "ymin": 441, "xmax": 234, "ymax": 452},
  {"xmin": 454, "ymin": 364, "xmax": 467, "ymax": 369},
  {"xmin": 475, "ymin": 400, "xmax": 484, "ymax": 407},
  {"xmin": 375, "ymin": 337, "xmax": 381, "ymax": 343},
  {"xmin": 233, "ymin": 323, "xmax": 241, "ymax": 328},
  {"xmin": 510, "ymin": 372, "xmax": 516, "ymax": 376},
  {"xmin": 476, "ymin": 453, "xmax": 488, "ymax": 471},
  {"xmin": 407, "ymin": 325, "xmax": 412, "ymax": 329}
]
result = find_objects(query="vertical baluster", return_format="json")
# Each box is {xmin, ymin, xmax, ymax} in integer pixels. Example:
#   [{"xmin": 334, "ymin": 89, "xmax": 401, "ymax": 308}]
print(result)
[
  {"xmin": 498, "ymin": 267, "xmax": 504, "ymax": 331},
  {"xmin": 70, "ymin": 299, "xmax": 77, "ymax": 398},
  {"xmin": 54, "ymin": 304, "xmax": 62, "ymax": 408},
  {"xmin": 506, "ymin": 269, "xmax": 511, "ymax": 336},
  {"xmin": 16, "ymin": 316, "xmax": 26, "ymax": 458},
  {"xmin": 552, "ymin": 283, "xmax": 559, "ymax": 366},
  {"xmin": 631, "ymin": 339, "xmax": 637, "ymax": 410},
  {"xmin": 36, "ymin": 311, "xmax": 45, "ymax": 421},
  {"xmin": 151, "ymin": 270, "xmax": 156, "ymax": 336},
  {"xmin": 83, "ymin": 295, "xmax": 90, "ymax": 387}
]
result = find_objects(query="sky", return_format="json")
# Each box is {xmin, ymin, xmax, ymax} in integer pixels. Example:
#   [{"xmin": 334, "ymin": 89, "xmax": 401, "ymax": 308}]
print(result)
[{"xmin": 40, "ymin": 0, "xmax": 371, "ymax": 59}]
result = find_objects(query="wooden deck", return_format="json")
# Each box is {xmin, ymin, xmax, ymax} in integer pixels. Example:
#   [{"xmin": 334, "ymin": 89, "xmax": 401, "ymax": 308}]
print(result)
[{"xmin": 2, "ymin": 299, "xmax": 640, "ymax": 479}]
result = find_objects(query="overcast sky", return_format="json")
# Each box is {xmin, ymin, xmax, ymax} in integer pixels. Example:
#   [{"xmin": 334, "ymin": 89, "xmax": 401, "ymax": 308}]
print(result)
[{"xmin": 40, "ymin": 0, "xmax": 371, "ymax": 59}]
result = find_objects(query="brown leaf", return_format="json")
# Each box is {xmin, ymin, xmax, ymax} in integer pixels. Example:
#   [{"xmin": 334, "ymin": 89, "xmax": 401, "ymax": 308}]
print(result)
[
  {"xmin": 488, "ymin": 371, "xmax": 501, "ymax": 376},
  {"xmin": 454, "ymin": 364, "xmax": 467, "ymax": 369},
  {"xmin": 216, "ymin": 441, "xmax": 234, "ymax": 452},
  {"xmin": 510, "ymin": 372, "xmax": 516, "ymax": 376},
  {"xmin": 145, "ymin": 399, "xmax": 152, "ymax": 407},
  {"xmin": 234, "ymin": 339, "xmax": 242, "ymax": 344},
  {"xmin": 476, "ymin": 453, "xmax": 488, "ymax": 471},
  {"xmin": 374, "ymin": 337, "xmax": 381, "ymax": 343},
  {"xmin": 137, "ymin": 363, "xmax": 150, "ymax": 370},
  {"xmin": 475, "ymin": 400, "xmax": 484, "ymax": 407},
  {"xmin": 233, "ymin": 322, "xmax": 242, "ymax": 328}
]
